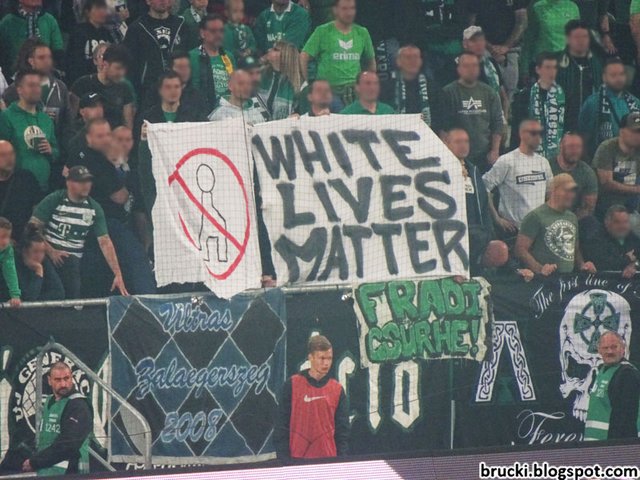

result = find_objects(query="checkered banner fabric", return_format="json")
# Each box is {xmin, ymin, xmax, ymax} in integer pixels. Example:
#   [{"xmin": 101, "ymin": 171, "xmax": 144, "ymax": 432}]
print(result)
[{"xmin": 107, "ymin": 289, "xmax": 287, "ymax": 465}]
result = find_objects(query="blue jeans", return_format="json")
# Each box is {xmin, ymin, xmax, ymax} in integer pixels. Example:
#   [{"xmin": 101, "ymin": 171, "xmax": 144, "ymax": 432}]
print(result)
[{"xmin": 107, "ymin": 218, "xmax": 156, "ymax": 295}]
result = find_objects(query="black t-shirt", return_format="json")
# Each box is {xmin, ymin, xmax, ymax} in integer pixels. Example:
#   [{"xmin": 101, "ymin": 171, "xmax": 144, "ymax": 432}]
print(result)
[
  {"xmin": 470, "ymin": 0, "xmax": 527, "ymax": 45},
  {"xmin": 71, "ymin": 75, "xmax": 134, "ymax": 128},
  {"xmin": 0, "ymin": 169, "xmax": 43, "ymax": 241},
  {"xmin": 69, "ymin": 147, "xmax": 126, "ymax": 221}
]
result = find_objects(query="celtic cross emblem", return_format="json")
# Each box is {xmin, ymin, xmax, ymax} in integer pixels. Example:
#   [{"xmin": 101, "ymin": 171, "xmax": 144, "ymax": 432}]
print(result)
[{"xmin": 573, "ymin": 293, "xmax": 620, "ymax": 353}]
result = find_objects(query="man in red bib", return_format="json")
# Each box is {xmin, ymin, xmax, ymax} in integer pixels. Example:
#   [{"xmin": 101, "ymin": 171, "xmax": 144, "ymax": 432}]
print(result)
[{"xmin": 274, "ymin": 335, "xmax": 349, "ymax": 460}]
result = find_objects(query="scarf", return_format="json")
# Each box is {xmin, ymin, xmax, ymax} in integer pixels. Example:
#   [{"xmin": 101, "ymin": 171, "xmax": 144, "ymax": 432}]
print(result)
[
  {"xmin": 18, "ymin": 8, "xmax": 40, "ymax": 39},
  {"xmin": 395, "ymin": 73, "xmax": 431, "ymax": 125},
  {"xmin": 597, "ymin": 84, "xmax": 640, "ymax": 144},
  {"xmin": 482, "ymin": 56, "xmax": 501, "ymax": 95},
  {"xmin": 529, "ymin": 82, "xmax": 565, "ymax": 160},
  {"xmin": 189, "ymin": 6, "xmax": 203, "ymax": 24}
]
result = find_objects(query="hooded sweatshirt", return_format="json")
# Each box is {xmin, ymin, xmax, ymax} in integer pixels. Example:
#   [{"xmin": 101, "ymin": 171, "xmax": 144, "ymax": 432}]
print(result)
[{"xmin": 0, "ymin": 102, "xmax": 59, "ymax": 191}]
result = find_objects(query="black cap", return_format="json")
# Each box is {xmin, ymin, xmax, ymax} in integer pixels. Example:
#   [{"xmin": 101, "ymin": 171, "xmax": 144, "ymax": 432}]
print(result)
[
  {"xmin": 237, "ymin": 55, "xmax": 260, "ymax": 71},
  {"xmin": 621, "ymin": 112, "xmax": 640, "ymax": 130},
  {"xmin": 67, "ymin": 166, "xmax": 94, "ymax": 182},
  {"xmin": 79, "ymin": 92, "xmax": 103, "ymax": 109}
]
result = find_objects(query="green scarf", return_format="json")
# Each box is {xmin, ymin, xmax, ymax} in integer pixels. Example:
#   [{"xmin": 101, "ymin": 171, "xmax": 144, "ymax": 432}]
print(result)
[
  {"xmin": 18, "ymin": 7, "xmax": 40, "ymax": 38},
  {"xmin": 529, "ymin": 82, "xmax": 565, "ymax": 159},
  {"xmin": 394, "ymin": 73, "xmax": 432, "ymax": 125},
  {"xmin": 482, "ymin": 57, "xmax": 501, "ymax": 95},
  {"xmin": 597, "ymin": 84, "xmax": 640, "ymax": 144}
]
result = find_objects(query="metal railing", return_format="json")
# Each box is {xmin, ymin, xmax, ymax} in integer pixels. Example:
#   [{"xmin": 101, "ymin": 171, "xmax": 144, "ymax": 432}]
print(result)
[{"xmin": 34, "ymin": 340, "xmax": 153, "ymax": 470}]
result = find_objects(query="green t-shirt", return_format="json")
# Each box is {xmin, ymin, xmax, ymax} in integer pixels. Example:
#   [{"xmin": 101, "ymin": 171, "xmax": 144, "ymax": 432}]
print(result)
[
  {"xmin": 33, "ymin": 190, "xmax": 108, "ymax": 257},
  {"xmin": 519, "ymin": 203, "xmax": 579, "ymax": 274},
  {"xmin": 163, "ymin": 111, "xmax": 177, "ymax": 123},
  {"xmin": 340, "ymin": 101, "xmax": 395, "ymax": 115},
  {"xmin": 592, "ymin": 137, "xmax": 640, "ymax": 213},
  {"xmin": 632, "ymin": 0, "xmax": 640, "ymax": 15},
  {"xmin": 549, "ymin": 158, "xmax": 598, "ymax": 212},
  {"xmin": 303, "ymin": 21, "xmax": 375, "ymax": 89},
  {"xmin": 210, "ymin": 55, "xmax": 232, "ymax": 99}
]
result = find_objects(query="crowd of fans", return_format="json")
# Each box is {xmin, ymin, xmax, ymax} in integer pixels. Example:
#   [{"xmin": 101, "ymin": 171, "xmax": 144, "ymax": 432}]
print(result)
[{"xmin": 0, "ymin": 0, "xmax": 639, "ymax": 303}]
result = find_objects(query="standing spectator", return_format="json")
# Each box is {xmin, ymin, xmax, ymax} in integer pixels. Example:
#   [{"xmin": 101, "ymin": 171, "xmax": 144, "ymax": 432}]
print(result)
[
  {"xmin": 557, "ymin": 20, "xmax": 604, "ymax": 132},
  {"xmin": 15, "ymin": 228, "xmax": 64, "ymax": 301},
  {"xmin": 259, "ymin": 41, "xmax": 303, "ymax": 120},
  {"xmin": 209, "ymin": 70, "xmax": 267, "ymax": 122},
  {"xmin": 579, "ymin": 58, "xmax": 640, "ymax": 156},
  {"xmin": 0, "ymin": 218, "xmax": 21, "ymax": 306},
  {"xmin": 254, "ymin": 0, "xmax": 310, "ymax": 53},
  {"xmin": 301, "ymin": 79, "xmax": 332, "ymax": 116},
  {"xmin": 583, "ymin": 205, "xmax": 640, "ymax": 276},
  {"xmin": 190, "ymin": 14, "xmax": 236, "ymax": 113},
  {"xmin": 64, "ymin": 93, "xmax": 105, "ymax": 158},
  {"xmin": 483, "ymin": 119, "xmax": 553, "ymax": 233},
  {"xmin": 0, "ymin": 0, "xmax": 64, "ymax": 77},
  {"xmin": 521, "ymin": 0, "xmax": 579, "ymax": 78},
  {"xmin": 550, "ymin": 132, "xmax": 598, "ymax": 220},
  {"xmin": 181, "ymin": 0, "xmax": 208, "ymax": 51},
  {"xmin": 274, "ymin": 335, "xmax": 349, "ymax": 460},
  {"xmin": 516, "ymin": 173, "xmax": 596, "ymax": 276},
  {"xmin": 441, "ymin": 52, "xmax": 504, "ymax": 169},
  {"xmin": 511, "ymin": 52, "xmax": 565, "ymax": 160},
  {"xmin": 381, "ymin": 45, "xmax": 440, "ymax": 127},
  {"xmin": 0, "ymin": 141, "xmax": 42, "ymax": 242},
  {"xmin": 469, "ymin": 0, "xmax": 528, "ymax": 101},
  {"xmin": 305, "ymin": 0, "xmax": 334, "ymax": 29},
  {"xmin": 224, "ymin": 0, "xmax": 258, "ymax": 59},
  {"xmin": 123, "ymin": 0, "xmax": 185, "ymax": 95},
  {"xmin": 301, "ymin": 0, "xmax": 375, "ymax": 111},
  {"xmin": 71, "ymin": 44, "xmax": 135, "ymax": 129},
  {"xmin": 462, "ymin": 26, "xmax": 509, "ymax": 120},
  {"xmin": 606, "ymin": 0, "xmax": 637, "ymax": 69},
  {"xmin": 592, "ymin": 113, "xmax": 640, "ymax": 221},
  {"xmin": 66, "ymin": 0, "xmax": 115, "ymax": 84},
  {"xmin": 0, "ymin": 70, "xmax": 59, "ymax": 192},
  {"xmin": 340, "ymin": 71, "xmax": 394, "ymax": 115}
]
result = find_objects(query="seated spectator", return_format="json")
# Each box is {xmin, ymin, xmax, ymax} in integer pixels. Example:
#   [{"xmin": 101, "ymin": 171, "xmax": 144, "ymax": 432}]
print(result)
[
  {"xmin": 29, "ymin": 165, "xmax": 127, "ymax": 298},
  {"xmin": 181, "ymin": 0, "xmax": 209, "ymax": 51},
  {"xmin": 224, "ymin": 0, "xmax": 258, "ymax": 59},
  {"xmin": 583, "ymin": 205, "xmax": 640, "ymax": 277},
  {"xmin": 462, "ymin": 26, "xmax": 509, "ymax": 120},
  {"xmin": 0, "ymin": 0, "xmax": 64, "ymax": 78},
  {"xmin": 483, "ymin": 119, "xmax": 553, "ymax": 234},
  {"xmin": 0, "ymin": 141, "xmax": 42, "ymax": 242},
  {"xmin": 64, "ymin": 93, "xmax": 105, "ymax": 157},
  {"xmin": 556, "ymin": 20, "xmax": 603, "ymax": 132},
  {"xmin": 66, "ymin": 0, "xmax": 114, "ymax": 84},
  {"xmin": 258, "ymin": 41, "xmax": 304, "ymax": 120},
  {"xmin": 3, "ymin": 39, "xmax": 71, "ymax": 143},
  {"xmin": 441, "ymin": 52, "xmax": 504, "ymax": 169},
  {"xmin": 16, "ymin": 228, "xmax": 64, "ymax": 301},
  {"xmin": 340, "ymin": 71, "xmax": 394, "ymax": 115},
  {"xmin": 0, "ymin": 218, "xmax": 21, "ymax": 307},
  {"xmin": 209, "ymin": 70, "xmax": 268, "ymax": 123},
  {"xmin": 515, "ymin": 173, "xmax": 596, "ymax": 276},
  {"xmin": 579, "ymin": 58, "xmax": 640, "ymax": 156},
  {"xmin": 254, "ymin": 0, "xmax": 310, "ymax": 53},
  {"xmin": 302, "ymin": 79, "xmax": 332, "ymax": 117},
  {"xmin": 549, "ymin": 133, "xmax": 598, "ymax": 220},
  {"xmin": 593, "ymin": 113, "xmax": 640, "ymax": 222},
  {"xmin": 301, "ymin": 0, "xmax": 375, "ymax": 111},
  {"xmin": 0, "ymin": 70, "xmax": 59, "ymax": 192},
  {"xmin": 381, "ymin": 44, "xmax": 439, "ymax": 126},
  {"xmin": 190, "ymin": 14, "xmax": 236, "ymax": 113},
  {"xmin": 71, "ymin": 44, "xmax": 135, "ymax": 129}
]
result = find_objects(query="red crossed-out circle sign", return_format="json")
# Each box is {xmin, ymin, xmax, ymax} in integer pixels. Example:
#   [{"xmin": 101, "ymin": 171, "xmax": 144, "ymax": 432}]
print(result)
[{"xmin": 168, "ymin": 148, "xmax": 251, "ymax": 280}]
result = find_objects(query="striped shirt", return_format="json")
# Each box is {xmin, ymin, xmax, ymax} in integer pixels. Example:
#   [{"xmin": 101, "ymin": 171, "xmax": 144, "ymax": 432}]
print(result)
[{"xmin": 33, "ymin": 190, "xmax": 108, "ymax": 257}]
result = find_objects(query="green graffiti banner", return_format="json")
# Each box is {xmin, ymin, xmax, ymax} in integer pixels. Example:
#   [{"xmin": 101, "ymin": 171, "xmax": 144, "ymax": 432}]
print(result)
[{"xmin": 354, "ymin": 278, "xmax": 492, "ymax": 365}]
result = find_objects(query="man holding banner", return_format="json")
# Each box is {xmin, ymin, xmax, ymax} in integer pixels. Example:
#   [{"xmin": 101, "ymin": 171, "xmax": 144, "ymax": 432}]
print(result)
[{"xmin": 274, "ymin": 335, "xmax": 349, "ymax": 460}]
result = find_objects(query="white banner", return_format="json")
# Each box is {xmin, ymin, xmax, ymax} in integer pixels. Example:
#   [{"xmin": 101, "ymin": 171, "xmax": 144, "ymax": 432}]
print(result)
[
  {"xmin": 148, "ymin": 120, "xmax": 261, "ymax": 298},
  {"xmin": 251, "ymin": 115, "xmax": 469, "ymax": 286}
]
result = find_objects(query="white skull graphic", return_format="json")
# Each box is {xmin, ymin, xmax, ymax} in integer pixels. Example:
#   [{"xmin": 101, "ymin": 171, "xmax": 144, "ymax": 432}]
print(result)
[{"xmin": 559, "ymin": 289, "xmax": 631, "ymax": 422}]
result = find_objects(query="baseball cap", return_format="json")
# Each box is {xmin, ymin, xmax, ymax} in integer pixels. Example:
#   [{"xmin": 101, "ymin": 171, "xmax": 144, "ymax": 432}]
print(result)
[
  {"xmin": 551, "ymin": 173, "xmax": 578, "ymax": 191},
  {"xmin": 67, "ymin": 165, "xmax": 94, "ymax": 182},
  {"xmin": 237, "ymin": 55, "xmax": 260, "ymax": 71},
  {"xmin": 463, "ymin": 26, "xmax": 484, "ymax": 41},
  {"xmin": 621, "ymin": 112, "xmax": 640, "ymax": 130},
  {"xmin": 79, "ymin": 92, "xmax": 103, "ymax": 109}
]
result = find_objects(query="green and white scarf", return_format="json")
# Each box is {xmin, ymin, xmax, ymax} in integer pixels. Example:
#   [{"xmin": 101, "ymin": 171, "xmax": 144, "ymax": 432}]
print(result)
[
  {"xmin": 529, "ymin": 82, "xmax": 565, "ymax": 159},
  {"xmin": 395, "ymin": 73, "xmax": 431, "ymax": 125},
  {"xmin": 18, "ymin": 8, "xmax": 40, "ymax": 39},
  {"xmin": 482, "ymin": 56, "xmax": 501, "ymax": 95},
  {"xmin": 597, "ymin": 84, "xmax": 640, "ymax": 143}
]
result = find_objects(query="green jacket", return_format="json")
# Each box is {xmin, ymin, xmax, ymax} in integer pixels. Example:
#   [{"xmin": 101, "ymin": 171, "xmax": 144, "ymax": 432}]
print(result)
[
  {"xmin": 0, "ymin": 244, "xmax": 20, "ymax": 299},
  {"xmin": 0, "ymin": 102, "xmax": 59, "ymax": 191},
  {"xmin": 254, "ymin": 2, "xmax": 311, "ymax": 53}
]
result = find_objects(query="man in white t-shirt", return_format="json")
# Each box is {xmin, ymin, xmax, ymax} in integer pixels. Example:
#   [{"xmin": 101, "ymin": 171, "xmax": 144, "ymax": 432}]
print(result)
[{"xmin": 482, "ymin": 118, "xmax": 553, "ymax": 234}]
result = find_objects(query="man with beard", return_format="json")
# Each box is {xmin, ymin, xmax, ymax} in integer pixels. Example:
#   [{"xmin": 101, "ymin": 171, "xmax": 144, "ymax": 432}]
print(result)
[{"xmin": 22, "ymin": 362, "xmax": 92, "ymax": 475}]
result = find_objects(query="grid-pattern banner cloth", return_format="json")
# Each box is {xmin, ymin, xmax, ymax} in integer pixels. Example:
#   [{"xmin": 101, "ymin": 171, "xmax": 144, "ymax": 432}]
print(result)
[{"xmin": 107, "ymin": 289, "xmax": 287, "ymax": 465}]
